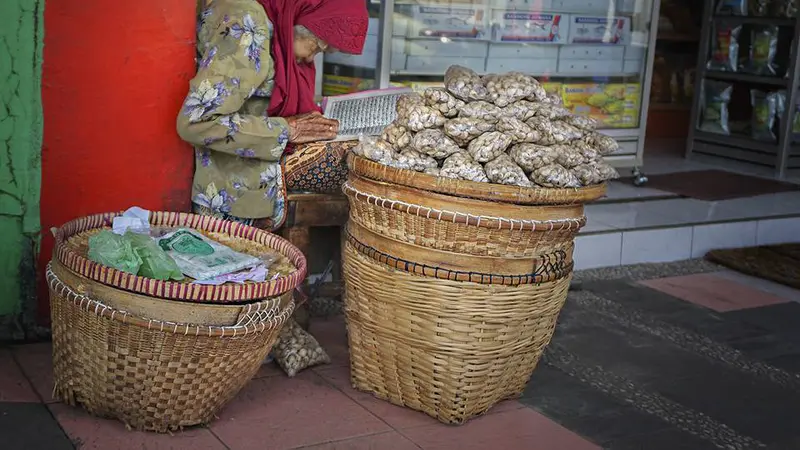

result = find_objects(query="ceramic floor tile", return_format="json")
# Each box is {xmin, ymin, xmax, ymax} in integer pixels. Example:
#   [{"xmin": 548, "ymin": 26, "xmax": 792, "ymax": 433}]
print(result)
[
  {"xmin": 0, "ymin": 402, "xmax": 73, "ymax": 450},
  {"xmin": 573, "ymin": 233, "xmax": 622, "ymax": 270},
  {"xmin": 712, "ymin": 269, "xmax": 800, "ymax": 303},
  {"xmin": 12, "ymin": 343, "xmax": 56, "ymax": 403},
  {"xmin": 582, "ymin": 202, "xmax": 680, "ymax": 230},
  {"xmin": 399, "ymin": 407, "xmax": 600, "ymax": 450},
  {"xmin": 309, "ymin": 315, "xmax": 350, "ymax": 368},
  {"xmin": 634, "ymin": 198, "xmax": 751, "ymax": 224},
  {"xmin": 716, "ymin": 191, "xmax": 800, "ymax": 218},
  {"xmin": 49, "ymin": 403, "xmax": 225, "ymax": 450},
  {"xmin": 210, "ymin": 370, "xmax": 390, "ymax": 450},
  {"xmin": 621, "ymin": 228, "xmax": 693, "ymax": 265},
  {"xmin": 299, "ymin": 431, "xmax": 420, "ymax": 450},
  {"xmin": 315, "ymin": 365, "xmax": 524, "ymax": 430},
  {"xmin": 690, "ymin": 221, "xmax": 758, "ymax": 258},
  {"xmin": 641, "ymin": 273, "xmax": 789, "ymax": 312},
  {"xmin": 756, "ymin": 217, "xmax": 800, "ymax": 245},
  {"xmin": 0, "ymin": 349, "xmax": 38, "ymax": 403}
]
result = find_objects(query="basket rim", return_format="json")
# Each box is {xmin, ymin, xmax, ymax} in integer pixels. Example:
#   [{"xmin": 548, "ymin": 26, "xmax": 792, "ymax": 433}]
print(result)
[
  {"xmin": 347, "ymin": 153, "xmax": 607, "ymax": 205},
  {"xmin": 52, "ymin": 211, "xmax": 307, "ymax": 303}
]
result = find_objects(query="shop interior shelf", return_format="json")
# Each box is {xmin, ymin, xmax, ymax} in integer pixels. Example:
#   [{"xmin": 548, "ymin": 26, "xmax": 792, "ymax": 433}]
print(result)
[{"xmin": 703, "ymin": 71, "xmax": 788, "ymax": 86}]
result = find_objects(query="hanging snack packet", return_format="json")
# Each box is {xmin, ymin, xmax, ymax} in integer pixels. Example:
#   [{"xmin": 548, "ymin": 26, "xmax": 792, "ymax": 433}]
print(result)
[
  {"xmin": 750, "ymin": 90, "xmax": 778, "ymax": 142},
  {"xmin": 776, "ymin": 90, "xmax": 800, "ymax": 142},
  {"xmin": 772, "ymin": 0, "xmax": 799, "ymax": 17},
  {"xmin": 707, "ymin": 23, "xmax": 741, "ymax": 72},
  {"xmin": 699, "ymin": 81, "xmax": 733, "ymax": 135},
  {"xmin": 157, "ymin": 228, "xmax": 261, "ymax": 280},
  {"xmin": 749, "ymin": 0, "xmax": 771, "ymax": 16},
  {"xmin": 743, "ymin": 26, "xmax": 778, "ymax": 75},
  {"xmin": 716, "ymin": 0, "xmax": 747, "ymax": 15}
]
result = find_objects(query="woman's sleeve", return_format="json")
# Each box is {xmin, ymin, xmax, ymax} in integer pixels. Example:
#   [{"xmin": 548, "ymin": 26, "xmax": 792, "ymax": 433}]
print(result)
[{"xmin": 177, "ymin": 13, "xmax": 289, "ymax": 161}]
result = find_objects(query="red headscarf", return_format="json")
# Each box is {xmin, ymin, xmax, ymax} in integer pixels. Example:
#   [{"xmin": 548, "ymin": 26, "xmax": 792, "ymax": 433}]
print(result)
[{"xmin": 259, "ymin": 0, "xmax": 369, "ymax": 118}]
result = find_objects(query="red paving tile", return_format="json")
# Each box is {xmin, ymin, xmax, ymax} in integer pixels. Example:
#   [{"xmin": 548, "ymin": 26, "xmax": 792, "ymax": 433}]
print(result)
[
  {"xmin": 315, "ymin": 364, "xmax": 524, "ymax": 430},
  {"xmin": 210, "ymin": 370, "xmax": 391, "ymax": 449},
  {"xmin": 0, "ymin": 348, "xmax": 39, "ymax": 403},
  {"xmin": 399, "ymin": 407, "xmax": 601, "ymax": 450},
  {"xmin": 254, "ymin": 360, "xmax": 284, "ymax": 378},
  {"xmin": 300, "ymin": 431, "xmax": 420, "ymax": 449},
  {"xmin": 49, "ymin": 403, "xmax": 226, "ymax": 450},
  {"xmin": 12, "ymin": 342, "xmax": 56, "ymax": 403},
  {"xmin": 309, "ymin": 315, "xmax": 350, "ymax": 367},
  {"xmin": 641, "ymin": 273, "xmax": 790, "ymax": 312}
]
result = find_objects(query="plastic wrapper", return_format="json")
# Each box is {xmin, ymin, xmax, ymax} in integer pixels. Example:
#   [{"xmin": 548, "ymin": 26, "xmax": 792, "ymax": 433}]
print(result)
[
  {"xmin": 749, "ymin": 0, "xmax": 771, "ymax": 16},
  {"xmin": 467, "ymin": 131, "xmax": 513, "ymax": 163},
  {"xmin": 495, "ymin": 116, "xmax": 540, "ymax": 143},
  {"xmin": 579, "ymin": 131, "xmax": 620, "ymax": 156},
  {"xmin": 423, "ymin": 87, "xmax": 465, "ymax": 118},
  {"xmin": 424, "ymin": 167, "xmax": 441, "ymax": 177},
  {"xmin": 440, "ymin": 152, "xmax": 490, "ymax": 183},
  {"xmin": 530, "ymin": 164, "xmax": 581, "ymax": 188},
  {"xmin": 743, "ymin": 26, "xmax": 778, "ymax": 75},
  {"xmin": 772, "ymin": 0, "xmax": 799, "ymax": 17},
  {"xmin": 459, "ymin": 101, "xmax": 502, "ymax": 123},
  {"xmin": 396, "ymin": 103, "xmax": 447, "ymax": 132},
  {"xmin": 699, "ymin": 80, "xmax": 733, "ymax": 135},
  {"xmin": 542, "ymin": 92, "xmax": 563, "ymax": 105},
  {"xmin": 126, "ymin": 232, "xmax": 184, "ymax": 281},
  {"xmin": 776, "ymin": 90, "xmax": 800, "ymax": 142},
  {"xmin": 88, "ymin": 230, "xmax": 142, "ymax": 275},
  {"xmin": 396, "ymin": 93, "xmax": 424, "ymax": 116},
  {"xmin": 272, "ymin": 319, "xmax": 331, "ymax": 377},
  {"xmin": 751, "ymin": 90, "xmax": 779, "ymax": 142},
  {"xmin": 411, "ymin": 129, "xmax": 461, "ymax": 159},
  {"xmin": 444, "ymin": 65, "xmax": 489, "ymax": 102},
  {"xmin": 158, "ymin": 228, "xmax": 260, "ymax": 280},
  {"xmin": 508, "ymin": 143, "xmax": 559, "ymax": 173},
  {"xmin": 353, "ymin": 135, "xmax": 396, "ymax": 165},
  {"xmin": 499, "ymin": 100, "xmax": 539, "ymax": 121},
  {"xmin": 380, "ymin": 122, "xmax": 412, "ymax": 150},
  {"xmin": 716, "ymin": 0, "xmax": 747, "ymax": 15},
  {"xmin": 553, "ymin": 145, "xmax": 586, "ymax": 169},
  {"xmin": 532, "ymin": 103, "xmax": 572, "ymax": 120},
  {"xmin": 707, "ymin": 24, "xmax": 741, "ymax": 72},
  {"xmin": 443, "ymin": 118, "xmax": 495, "ymax": 146},
  {"xmin": 571, "ymin": 140, "xmax": 601, "ymax": 162},
  {"xmin": 484, "ymin": 72, "xmax": 540, "ymax": 107},
  {"xmin": 572, "ymin": 162, "xmax": 620, "ymax": 186},
  {"xmin": 395, "ymin": 149, "xmax": 439, "ymax": 172},
  {"xmin": 527, "ymin": 117, "xmax": 584, "ymax": 145},
  {"xmin": 484, "ymin": 154, "xmax": 533, "ymax": 187},
  {"xmin": 564, "ymin": 114, "xmax": 599, "ymax": 131}
]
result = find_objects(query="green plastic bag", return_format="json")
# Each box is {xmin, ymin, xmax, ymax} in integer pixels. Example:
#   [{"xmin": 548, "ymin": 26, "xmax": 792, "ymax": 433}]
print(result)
[
  {"xmin": 87, "ymin": 230, "xmax": 142, "ymax": 275},
  {"xmin": 126, "ymin": 232, "xmax": 184, "ymax": 281}
]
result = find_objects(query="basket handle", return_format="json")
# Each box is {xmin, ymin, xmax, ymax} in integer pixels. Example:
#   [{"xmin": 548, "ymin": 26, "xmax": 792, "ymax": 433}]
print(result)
[{"xmin": 47, "ymin": 263, "xmax": 294, "ymax": 337}]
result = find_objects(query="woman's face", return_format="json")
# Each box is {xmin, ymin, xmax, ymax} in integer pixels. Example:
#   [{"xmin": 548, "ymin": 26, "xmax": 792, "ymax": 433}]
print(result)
[{"xmin": 293, "ymin": 35, "xmax": 330, "ymax": 65}]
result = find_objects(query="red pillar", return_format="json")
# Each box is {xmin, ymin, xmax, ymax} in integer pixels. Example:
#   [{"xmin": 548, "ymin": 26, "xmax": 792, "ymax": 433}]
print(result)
[{"xmin": 40, "ymin": 1, "xmax": 197, "ymax": 322}]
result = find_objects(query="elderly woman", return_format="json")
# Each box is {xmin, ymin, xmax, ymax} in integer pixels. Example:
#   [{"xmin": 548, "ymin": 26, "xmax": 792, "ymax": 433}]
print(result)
[
  {"xmin": 177, "ymin": 0, "xmax": 368, "ymax": 374},
  {"xmin": 178, "ymin": 0, "xmax": 368, "ymax": 228}
]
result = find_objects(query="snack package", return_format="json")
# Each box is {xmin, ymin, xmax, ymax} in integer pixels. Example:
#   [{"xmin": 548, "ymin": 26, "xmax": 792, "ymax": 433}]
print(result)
[
  {"xmin": 743, "ymin": 26, "xmax": 778, "ymax": 75},
  {"xmin": 157, "ymin": 228, "xmax": 261, "ymax": 280},
  {"xmin": 707, "ymin": 24, "xmax": 741, "ymax": 72},
  {"xmin": 484, "ymin": 154, "xmax": 533, "ymax": 187},
  {"xmin": 716, "ymin": 0, "xmax": 747, "ymax": 15},
  {"xmin": 272, "ymin": 319, "xmax": 331, "ymax": 377},
  {"xmin": 126, "ymin": 232, "xmax": 184, "ymax": 281},
  {"xmin": 353, "ymin": 135, "xmax": 396, "ymax": 165},
  {"xmin": 698, "ymin": 81, "xmax": 733, "ymax": 135},
  {"xmin": 749, "ymin": 0, "xmax": 771, "ymax": 16},
  {"xmin": 772, "ymin": 0, "xmax": 799, "ymax": 17},
  {"xmin": 88, "ymin": 230, "xmax": 142, "ymax": 275},
  {"xmin": 444, "ymin": 65, "xmax": 489, "ymax": 102},
  {"xmin": 750, "ymin": 90, "xmax": 778, "ymax": 142},
  {"xmin": 776, "ymin": 90, "xmax": 800, "ymax": 142}
]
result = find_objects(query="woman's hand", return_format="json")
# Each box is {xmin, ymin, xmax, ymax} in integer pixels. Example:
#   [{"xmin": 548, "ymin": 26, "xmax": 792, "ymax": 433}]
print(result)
[{"xmin": 285, "ymin": 113, "xmax": 339, "ymax": 144}]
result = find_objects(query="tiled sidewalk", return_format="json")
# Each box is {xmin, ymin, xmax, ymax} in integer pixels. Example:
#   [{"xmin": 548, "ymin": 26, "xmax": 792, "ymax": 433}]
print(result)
[{"xmin": 3, "ymin": 262, "xmax": 800, "ymax": 449}]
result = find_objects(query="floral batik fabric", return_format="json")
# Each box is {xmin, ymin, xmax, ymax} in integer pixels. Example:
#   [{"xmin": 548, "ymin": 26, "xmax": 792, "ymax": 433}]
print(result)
[
  {"xmin": 283, "ymin": 141, "xmax": 357, "ymax": 194},
  {"xmin": 178, "ymin": 0, "xmax": 289, "ymax": 230}
]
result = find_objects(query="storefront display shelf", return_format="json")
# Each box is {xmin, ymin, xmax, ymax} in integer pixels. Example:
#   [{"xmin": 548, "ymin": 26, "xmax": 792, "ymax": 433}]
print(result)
[
  {"xmin": 686, "ymin": 0, "xmax": 800, "ymax": 179},
  {"xmin": 322, "ymin": 0, "xmax": 662, "ymax": 181}
]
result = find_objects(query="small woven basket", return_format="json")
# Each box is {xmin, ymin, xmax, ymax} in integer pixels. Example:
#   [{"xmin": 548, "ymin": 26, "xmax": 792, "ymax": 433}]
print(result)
[
  {"xmin": 342, "ymin": 156, "xmax": 604, "ymax": 424},
  {"xmin": 49, "ymin": 212, "xmax": 306, "ymax": 432}
]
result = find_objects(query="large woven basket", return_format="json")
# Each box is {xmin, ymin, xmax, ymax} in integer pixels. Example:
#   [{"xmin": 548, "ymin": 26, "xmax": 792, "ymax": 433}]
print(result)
[
  {"xmin": 342, "ymin": 156, "xmax": 604, "ymax": 424},
  {"xmin": 49, "ymin": 212, "xmax": 306, "ymax": 432}
]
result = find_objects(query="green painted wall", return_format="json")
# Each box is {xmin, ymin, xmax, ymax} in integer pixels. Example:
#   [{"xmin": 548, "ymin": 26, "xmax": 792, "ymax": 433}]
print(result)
[{"xmin": 0, "ymin": 0, "xmax": 44, "ymax": 338}]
